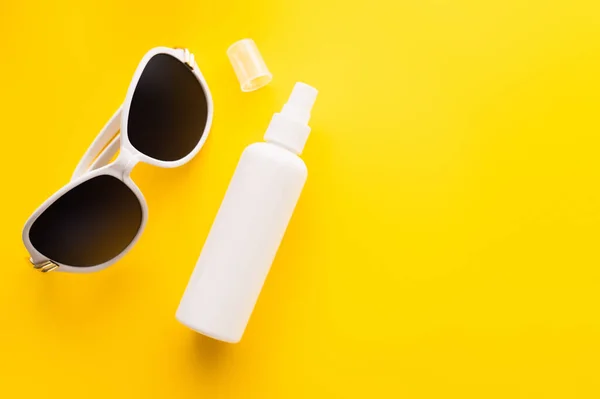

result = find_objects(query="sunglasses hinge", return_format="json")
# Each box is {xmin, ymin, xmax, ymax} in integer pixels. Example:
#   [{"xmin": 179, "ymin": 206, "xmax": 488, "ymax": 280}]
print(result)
[
  {"xmin": 180, "ymin": 48, "xmax": 195, "ymax": 69},
  {"xmin": 30, "ymin": 259, "xmax": 59, "ymax": 273}
]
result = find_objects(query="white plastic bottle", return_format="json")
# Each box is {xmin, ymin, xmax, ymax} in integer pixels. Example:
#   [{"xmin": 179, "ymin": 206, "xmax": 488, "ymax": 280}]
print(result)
[{"xmin": 176, "ymin": 82, "xmax": 318, "ymax": 343}]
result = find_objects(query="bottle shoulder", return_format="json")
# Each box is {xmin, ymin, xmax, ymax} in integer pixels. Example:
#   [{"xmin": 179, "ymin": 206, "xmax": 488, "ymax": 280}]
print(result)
[{"xmin": 242, "ymin": 142, "xmax": 307, "ymax": 175}]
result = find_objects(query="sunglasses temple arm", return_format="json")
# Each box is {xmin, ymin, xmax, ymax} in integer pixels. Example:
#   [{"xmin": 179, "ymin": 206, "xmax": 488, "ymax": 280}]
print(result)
[
  {"xmin": 71, "ymin": 106, "xmax": 123, "ymax": 181},
  {"xmin": 87, "ymin": 136, "xmax": 121, "ymax": 173}
]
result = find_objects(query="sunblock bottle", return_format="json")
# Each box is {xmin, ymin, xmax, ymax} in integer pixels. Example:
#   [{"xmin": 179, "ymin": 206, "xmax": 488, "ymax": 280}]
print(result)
[{"xmin": 176, "ymin": 82, "xmax": 318, "ymax": 343}]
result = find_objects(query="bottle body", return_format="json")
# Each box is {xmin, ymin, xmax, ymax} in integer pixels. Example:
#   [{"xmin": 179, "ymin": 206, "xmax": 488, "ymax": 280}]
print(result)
[{"xmin": 176, "ymin": 141, "xmax": 307, "ymax": 342}]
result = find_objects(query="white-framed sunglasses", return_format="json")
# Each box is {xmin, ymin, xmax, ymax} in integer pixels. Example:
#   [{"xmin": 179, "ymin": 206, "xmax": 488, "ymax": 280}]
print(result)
[{"xmin": 22, "ymin": 47, "xmax": 213, "ymax": 273}]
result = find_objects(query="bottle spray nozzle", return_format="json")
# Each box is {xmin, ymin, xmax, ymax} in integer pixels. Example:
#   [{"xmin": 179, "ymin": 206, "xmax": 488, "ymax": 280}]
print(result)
[
  {"xmin": 265, "ymin": 82, "xmax": 318, "ymax": 155},
  {"xmin": 281, "ymin": 82, "xmax": 318, "ymax": 125}
]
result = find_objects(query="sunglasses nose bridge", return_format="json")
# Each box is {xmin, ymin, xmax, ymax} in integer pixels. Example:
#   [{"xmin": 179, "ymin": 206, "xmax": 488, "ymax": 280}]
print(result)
[{"xmin": 113, "ymin": 146, "xmax": 140, "ymax": 176}]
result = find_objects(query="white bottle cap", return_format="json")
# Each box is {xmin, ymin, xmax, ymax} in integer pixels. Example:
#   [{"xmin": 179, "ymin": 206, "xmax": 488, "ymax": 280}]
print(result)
[
  {"xmin": 227, "ymin": 39, "xmax": 273, "ymax": 92},
  {"xmin": 264, "ymin": 82, "xmax": 318, "ymax": 154}
]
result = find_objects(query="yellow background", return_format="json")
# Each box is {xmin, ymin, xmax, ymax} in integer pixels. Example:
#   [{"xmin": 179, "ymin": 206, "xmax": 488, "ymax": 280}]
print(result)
[{"xmin": 2, "ymin": 0, "xmax": 600, "ymax": 397}]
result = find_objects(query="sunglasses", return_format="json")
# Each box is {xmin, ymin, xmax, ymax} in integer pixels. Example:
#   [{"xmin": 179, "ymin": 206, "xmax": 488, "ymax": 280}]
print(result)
[{"xmin": 22, "ymin": 47, "xmax": 213, "ymax": 273}]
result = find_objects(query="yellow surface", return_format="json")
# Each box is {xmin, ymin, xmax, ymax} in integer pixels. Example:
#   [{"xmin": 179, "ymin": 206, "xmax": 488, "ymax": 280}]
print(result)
[{"xmin": 2, "ymin": 0, "xmax": 600, "ymax": 397}]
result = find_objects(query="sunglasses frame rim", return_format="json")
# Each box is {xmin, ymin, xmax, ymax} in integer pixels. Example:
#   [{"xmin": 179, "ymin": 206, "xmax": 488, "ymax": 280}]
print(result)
[
  {"xmin": 23, "ymin": 166, "xmax": 148, "ymax": 273},
  {"xmin": 22, "ymin": 47, "xmax": 213, "ymax": 273},
  {"xmin": 121, "ymin": 47, "xmax": 213, "ymax": 169}
]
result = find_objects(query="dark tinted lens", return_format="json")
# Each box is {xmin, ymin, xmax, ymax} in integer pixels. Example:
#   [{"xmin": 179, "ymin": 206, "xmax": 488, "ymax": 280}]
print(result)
[
  {"xmin": 127, "ymin": 53, "xmax": 208, "ymax": 161},
  {"xmin": 29, "ymin": 175, "xmax": 143, "ymax": 267}
]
